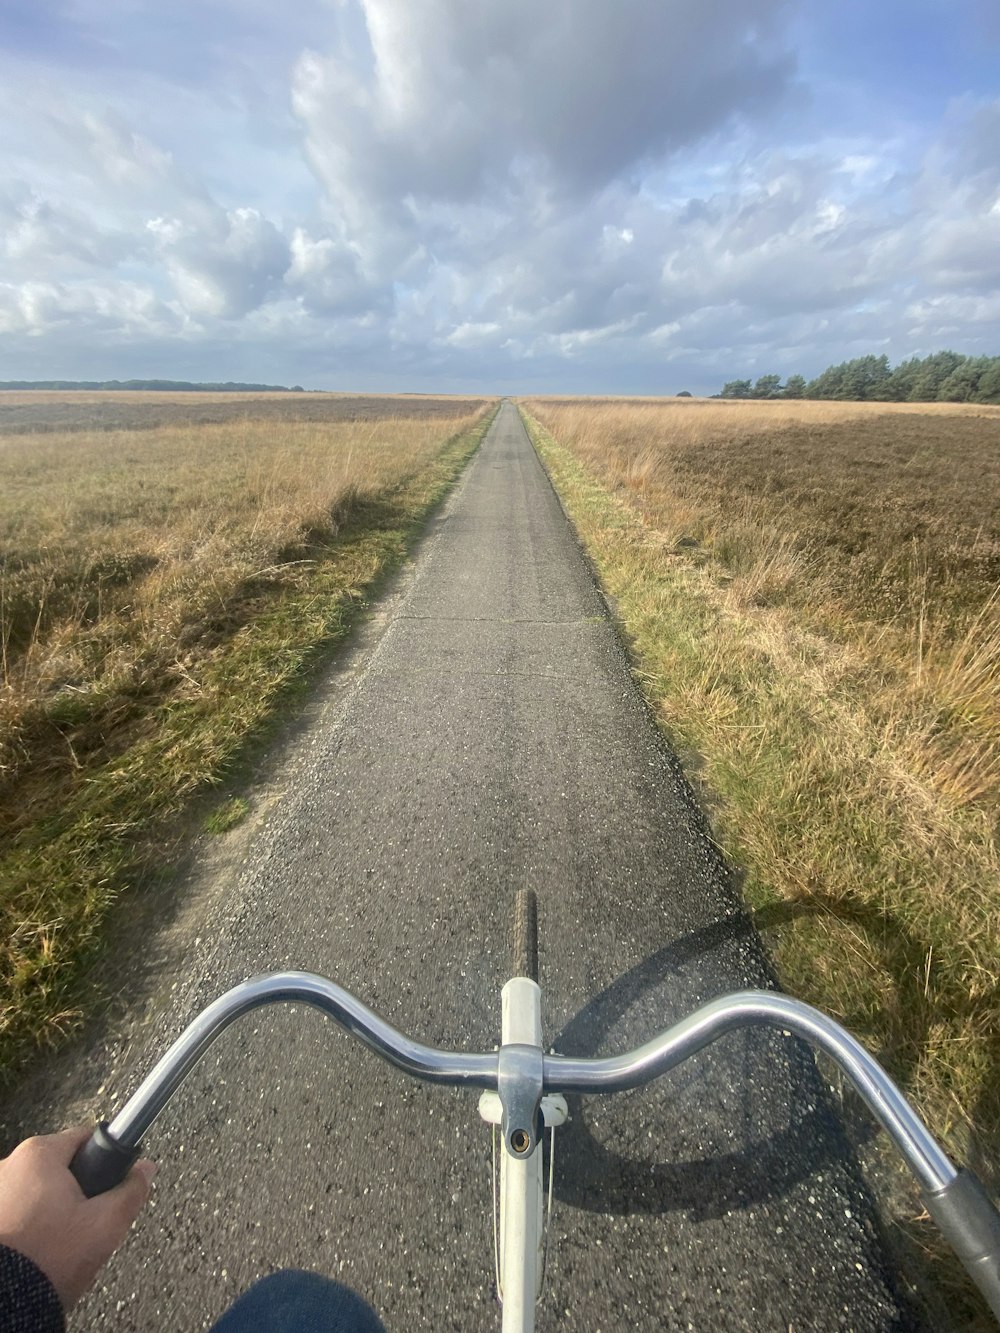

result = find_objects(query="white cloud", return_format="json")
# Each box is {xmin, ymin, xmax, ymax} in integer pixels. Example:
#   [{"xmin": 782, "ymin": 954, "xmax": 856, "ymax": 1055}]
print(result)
[
  {"xmin": 284, "ymin": 228, "xmax": 384, "ymax": 316},
  {"xmin": 1, "ymin": 2, "xmax": 999, "ymax": 389},
  {"xmin": 0, "ymin": 185, "xmax": 132, "ymax": 270},
  {"xmin": 445, "ymin": 321, "xmax": 502, "ymax": 348},
  {"xmin": 147, "ymin": 208, "xmax": 289, "ymax": 318},
  {"xmin": 0, "ymin": 278, "xmax": 176, "ymax": 339}
]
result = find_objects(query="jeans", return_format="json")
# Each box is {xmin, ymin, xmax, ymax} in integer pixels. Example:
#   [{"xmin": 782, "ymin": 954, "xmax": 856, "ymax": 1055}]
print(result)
[{"xmin": 208, "ymin": 1270, "xmax": 387, "ymax": 1333}]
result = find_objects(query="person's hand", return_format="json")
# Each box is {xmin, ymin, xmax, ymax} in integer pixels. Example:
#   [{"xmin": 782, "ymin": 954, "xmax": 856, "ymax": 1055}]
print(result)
[{"xmin": 0, "ymin": 1126, "xmax": 156, "ymax": 1310}]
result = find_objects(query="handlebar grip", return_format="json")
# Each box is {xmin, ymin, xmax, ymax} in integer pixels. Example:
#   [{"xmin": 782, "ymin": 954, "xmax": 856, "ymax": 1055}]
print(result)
[
  {"xmin": 924, "ymin": 1169, "xmax": 1000, "ymax": 1319},
  {"xmin": 70, "ymin": 1123, "xmax": 141, "ymax": 1198}
]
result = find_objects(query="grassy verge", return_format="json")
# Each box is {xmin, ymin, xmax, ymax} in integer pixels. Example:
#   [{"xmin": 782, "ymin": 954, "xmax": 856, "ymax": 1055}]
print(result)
[
  {"xmin": 520, "ymin": 402, "xmax": 1000, "ymax": 1326},
  {"xmin": 0, "ymin": 404, "xmax": 496, "ymax": 1077}
]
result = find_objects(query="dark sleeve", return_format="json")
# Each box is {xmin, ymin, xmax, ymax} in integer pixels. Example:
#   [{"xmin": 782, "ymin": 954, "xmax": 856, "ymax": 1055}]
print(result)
[{"xmin": 0, "ymin": 1244, "xmax": 66, "ymax": 1333}]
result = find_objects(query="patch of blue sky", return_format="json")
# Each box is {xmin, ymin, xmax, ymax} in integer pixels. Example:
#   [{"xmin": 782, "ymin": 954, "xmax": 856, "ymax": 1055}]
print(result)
[
  {"xmin": 0, "ymin": 0, "xmax": 329, "ymax": 94},
  {"xmin": 793, "ymin": 0, "xmax": 1000, "ymax": 121},
  {"xmin": 0, "ymin": 0, "xmax": 102, "ymax": 66}
]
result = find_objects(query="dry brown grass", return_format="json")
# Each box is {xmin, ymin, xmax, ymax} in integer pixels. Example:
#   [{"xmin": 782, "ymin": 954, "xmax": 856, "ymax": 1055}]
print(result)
[
  {"xmin": 1, "ymin": 412, "xmax": 484, "ymax": 817},
  {"xmin": 0, "ymin": 389, "xmax": 489, "ymax": 433},
  {"xmin": 0, "ymin": 399, "xmax": 494, "ymax": 1068},
  {"xmin": 526, "ymin": 397, "xmax": 1000, "ymax": 802},
  {"xmin": 521, "ymin": 396, "xmax": 1000, "ymax": 1323}
]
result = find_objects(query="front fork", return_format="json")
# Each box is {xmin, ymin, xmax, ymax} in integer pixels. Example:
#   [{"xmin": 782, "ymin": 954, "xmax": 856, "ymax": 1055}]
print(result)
[{"xmin": 479, "ymin": 978, "xmax": 568, "ymax": 1331}]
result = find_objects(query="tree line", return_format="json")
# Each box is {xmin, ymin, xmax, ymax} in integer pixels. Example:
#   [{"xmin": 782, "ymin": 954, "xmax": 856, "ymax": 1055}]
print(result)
[{"xmin": 717, "ymin": 351, "xmax": 1000, "ymax": 404}]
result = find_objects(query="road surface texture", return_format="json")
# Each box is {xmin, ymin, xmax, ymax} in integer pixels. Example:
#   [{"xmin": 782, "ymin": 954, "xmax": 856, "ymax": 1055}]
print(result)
[{"xmin": 9, "ymin": 401, "xmax": 920, "ymax": 1330}]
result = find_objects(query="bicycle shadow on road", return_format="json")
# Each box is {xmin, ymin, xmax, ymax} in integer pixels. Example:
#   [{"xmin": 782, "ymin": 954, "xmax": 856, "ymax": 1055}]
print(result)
[{"xmin": 549, "ymin": 898, "xmax": 936, "ymax": 1219}]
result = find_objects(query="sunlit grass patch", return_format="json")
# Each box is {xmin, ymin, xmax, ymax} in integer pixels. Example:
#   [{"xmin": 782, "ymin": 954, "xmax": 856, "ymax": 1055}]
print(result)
[{"xmin": 203, "ymin": 797, "xmax": 250, "ymax": 835}]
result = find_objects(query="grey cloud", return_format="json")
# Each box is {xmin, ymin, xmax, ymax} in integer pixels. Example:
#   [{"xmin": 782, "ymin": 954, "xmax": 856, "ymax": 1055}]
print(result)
[
  {"xmin": 292, "ymin": 0, "xmax": 797, "ymax": 245},
  {"xmin": 939, "ymin": 98, "xmax": 1000, "ymax": 197},
  {"xmin": 0, "ymin": 184, "xmax": 134, "ymax": 271},
  {"xmin": 915, "ymin": 98, "xmax": 1000, "ymax": 292},
  {"xmin": 0, "ymin": 277, "xmax": 177, "ymax": 338},
  {"xmin": 149, "ymin": 208, "xmax": 290, "ymax": 319},
  {"xmin": 284, "ymin": 228, "xmax": 392, "ymax": 317},
  {"xmin": 657, "ymin": 167, "xmax": 909, "ymax": 318},
  {"xmin": 922, "ymin": 215, "xmax": 1000, "ymax": 291},
  {"xmin": 396, "ymin": 150, "xmax": 899, "ymax": 349}
]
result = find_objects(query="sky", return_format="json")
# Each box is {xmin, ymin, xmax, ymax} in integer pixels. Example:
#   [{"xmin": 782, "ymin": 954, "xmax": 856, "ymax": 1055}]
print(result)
[{"xmin": 1, "ymin": 0, "xmax": 999, "ymax": 394}]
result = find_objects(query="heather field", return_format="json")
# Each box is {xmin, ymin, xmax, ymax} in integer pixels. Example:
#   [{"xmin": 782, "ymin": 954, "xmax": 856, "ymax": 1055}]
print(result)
[
  {"xmin": 0, "ymin": 389, "xmax": 488, "ymax": 434},
  {"xmin": 521, "ymin": 395, "xmax": 1000, "ymax": 1312},
  {"xmin": 0, "ymin": 394, "xmax": 494, "ymax": 1068}
]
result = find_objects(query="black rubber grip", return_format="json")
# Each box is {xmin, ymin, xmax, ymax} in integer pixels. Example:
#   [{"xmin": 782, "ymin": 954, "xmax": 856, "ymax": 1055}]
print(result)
[
  {"xmin": 69, "ymin": 1123, "xmax": 141, "ymax": 1198},
  {"xmin": 923, "ymin": 1169, "xmax": 1000, "ymax": 1319}
]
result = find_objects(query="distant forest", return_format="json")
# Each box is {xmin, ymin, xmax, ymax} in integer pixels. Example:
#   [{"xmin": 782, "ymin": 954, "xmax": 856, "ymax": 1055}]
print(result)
[
  {"xmin": 716, "ymin": 350, "xmax": 1000, "ymax": 404},
  {"xmin": 0, "ymin": 379, "xmax": 303, "ymax": 392}
]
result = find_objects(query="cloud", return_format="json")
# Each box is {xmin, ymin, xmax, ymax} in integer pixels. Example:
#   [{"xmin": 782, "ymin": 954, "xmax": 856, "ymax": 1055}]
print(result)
[
  {"xmin": 910, "ymin": 97, "xmax": 1000, "ymax": 293},
  {"xmin": 923, "ymin": 214, "xmax": 1000, "ymax": 290},
  {"xmin": 445, "ymin": 320, "xmax": 501, "ymax": 348},
  {"xmin": 653, "ymin": 154, "xmax": 913, "ymax": 319},
  {"xmin": 0, "ymin": 278, "xmax": 176, "ymax": 339},
  {"xmin": 0, "ymin": 184, "xmax": 133, "ymax": 271},
  {"xmin": 284, "ymin": 228, "xmax": 386, "ymax": 316},
  {"xmin": 291, "ymin": 0, "xmax": 796, "ymax": 262},
  {"xmin": 2, "ymin": 1, "xmax": 1000, "ymax": 389},
  {"xmin": 148, "ymin": 208, "xmax": 290, "ymax": 319}
]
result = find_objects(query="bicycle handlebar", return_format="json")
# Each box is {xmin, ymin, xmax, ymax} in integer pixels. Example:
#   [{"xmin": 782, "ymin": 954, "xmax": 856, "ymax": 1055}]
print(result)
[{"xmin": 69, "ymin": 970, "xmax": 1000, "ymax": 1319}]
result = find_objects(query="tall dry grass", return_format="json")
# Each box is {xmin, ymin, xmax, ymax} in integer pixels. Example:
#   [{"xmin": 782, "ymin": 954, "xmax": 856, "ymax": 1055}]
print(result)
[
  {"xmin": 2, "ymin": 414, "xmax": 483, "ymax": 827},
  {"xmin": 526, "ymin": 397, "xmax": 1000, "ymax": 808},
  {"xmin": 521, "ymin": 398, "xmax": 1000, "ymax": 1242},
  {"xmin": 0, "ymin": 403, "xmax": 493, "ymax": 1066}
]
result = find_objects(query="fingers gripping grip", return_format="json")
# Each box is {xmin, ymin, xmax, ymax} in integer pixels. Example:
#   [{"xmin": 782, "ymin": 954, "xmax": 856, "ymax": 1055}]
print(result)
[{"xmin": 70, "ymin": 1123, "xmax": 141, "ymax": 1198}]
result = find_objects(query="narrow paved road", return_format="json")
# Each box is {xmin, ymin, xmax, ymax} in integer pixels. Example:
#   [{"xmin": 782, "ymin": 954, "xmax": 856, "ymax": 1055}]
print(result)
[{"xmin": 54, "ymin": 402, "xmax": 915, "ymax": 1328}]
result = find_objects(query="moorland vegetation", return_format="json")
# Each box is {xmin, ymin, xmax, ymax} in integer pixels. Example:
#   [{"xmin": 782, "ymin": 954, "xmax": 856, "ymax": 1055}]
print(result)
[
  {"xmin": 0, "ymin": 379, "xmax": 300, "ymax": 392},
  {"xmin": 0, "ymin": 394, "xmax": 494, "ymax": 1072},
  {"xmin": 521, "ymin": 394, "xmax": 1000, "ymax": 1321},
  {"xmin": 0, "ymin": 391, "xmax": 474, "ymax": 435}
]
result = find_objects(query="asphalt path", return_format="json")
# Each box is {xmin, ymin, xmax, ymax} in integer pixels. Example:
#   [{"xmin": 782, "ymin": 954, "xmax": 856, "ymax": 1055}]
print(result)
[{"xmin": 15, "ymin": 401, "xmax": 919, "ymax": 1329}]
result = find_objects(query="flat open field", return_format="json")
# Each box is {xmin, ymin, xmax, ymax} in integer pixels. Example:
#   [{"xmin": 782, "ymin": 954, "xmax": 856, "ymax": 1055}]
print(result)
[
  {"xmin": 0, "ymin": 390, "xmax": 489, "ymax": 434},
  {"xmin": 0, "ymin": 394, "xmax": 495, "ymax": 1070},
  {"xmin": 522, "ymin": 395, "xmax": 1000, "ymax": 1318},
  {"xmin": 528, "ymin": 396, "xmax": 1000, "ymax": 635}
]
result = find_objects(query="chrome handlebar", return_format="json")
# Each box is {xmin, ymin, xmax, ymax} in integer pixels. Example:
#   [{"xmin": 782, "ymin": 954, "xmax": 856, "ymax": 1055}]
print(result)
[
  {"xmin": 69, "ymin": 970, "xmax": 1000, "ymax": 1320},
  {"xmin": 107, "ymin": 972, "xmax": 498, "ymax": 1146},
  {"xmin": 545, "ymin": 989, "xmax": 954, "ymax": 1191}
]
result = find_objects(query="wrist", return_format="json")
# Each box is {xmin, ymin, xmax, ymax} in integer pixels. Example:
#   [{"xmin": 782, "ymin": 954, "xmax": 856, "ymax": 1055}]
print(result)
[{"xmin": 0, "ymin": 1242, "xmax": 67, "ymax": 1330}]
